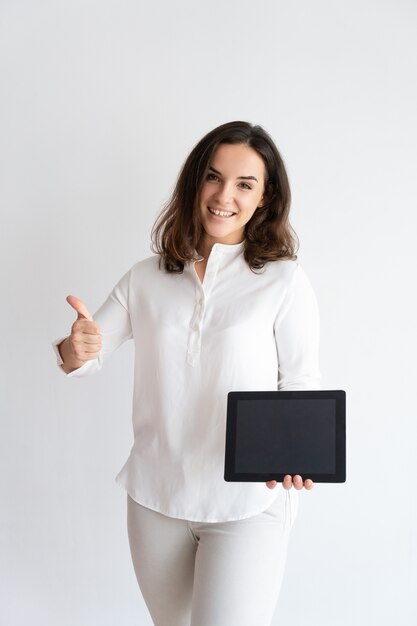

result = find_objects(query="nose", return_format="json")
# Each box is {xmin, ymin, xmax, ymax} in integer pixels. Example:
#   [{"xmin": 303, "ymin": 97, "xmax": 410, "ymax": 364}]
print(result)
[{"xmin": 214, "ymin": 181, "xmax": 235, "ymax": 206}]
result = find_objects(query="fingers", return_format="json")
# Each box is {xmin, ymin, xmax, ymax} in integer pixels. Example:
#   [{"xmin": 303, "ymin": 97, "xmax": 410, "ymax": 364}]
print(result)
[
  {"xmin": 69, "ymin": 334, "xmax": 102, "ymax": 362},
  {"xmin": 65, "ymin": 295, "xmax": 102, "ymax": 362},
  {"xmin": 293, "ymin": 475, "xmax": 304, "ymax": 490},
  {"xmin": 268, "ymin": 476, "xmax": 315, "ymax": 490},
  {"xmin": 281, "ymin": 475, "xmax": 315, "ymax": 490},
  {"xmin": 66, "ymin": 295, "xmax": 94, "ymax": 321}
]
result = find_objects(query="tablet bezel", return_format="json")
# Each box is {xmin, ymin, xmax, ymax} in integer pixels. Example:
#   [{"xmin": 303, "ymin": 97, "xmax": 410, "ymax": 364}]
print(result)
[{"xmin": 224, "ymin": 390, "xmax": 346, "ymax": 483}]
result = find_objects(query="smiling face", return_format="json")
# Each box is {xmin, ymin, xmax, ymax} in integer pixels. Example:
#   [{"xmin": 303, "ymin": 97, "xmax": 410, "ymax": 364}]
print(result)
[{"xmin": 197, "ymin": 142, "xmax": 267, "ymax": 254}]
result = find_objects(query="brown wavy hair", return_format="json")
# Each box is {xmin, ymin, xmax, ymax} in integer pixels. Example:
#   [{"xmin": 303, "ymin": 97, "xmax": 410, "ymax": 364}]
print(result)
[{"xmin": 151, "ymin": 120, "xmax": 298, "ymax": 273}]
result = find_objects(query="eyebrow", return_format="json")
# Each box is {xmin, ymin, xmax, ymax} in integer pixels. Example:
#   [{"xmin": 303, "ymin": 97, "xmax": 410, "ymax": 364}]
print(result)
[{"xmin": 208, "ymin": 165, "xmax": 258, "ymax": 183}]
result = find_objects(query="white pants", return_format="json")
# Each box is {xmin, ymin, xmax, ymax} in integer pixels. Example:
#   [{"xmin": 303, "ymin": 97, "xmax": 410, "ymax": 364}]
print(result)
[{"xmin": 126, "ymin": 488, "xmax": 298, "ymax": 626}]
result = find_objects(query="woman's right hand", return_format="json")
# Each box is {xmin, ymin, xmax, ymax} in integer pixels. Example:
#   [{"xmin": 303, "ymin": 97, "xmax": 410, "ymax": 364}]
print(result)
[{"xmin": 65, "ymin": 295, "xmax": 102, "ymax": 364}]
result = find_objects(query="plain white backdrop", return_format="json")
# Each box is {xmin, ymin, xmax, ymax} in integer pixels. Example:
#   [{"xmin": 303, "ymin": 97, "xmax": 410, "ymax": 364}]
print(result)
[{"xmin": 1, "ymin": 1, "xmax": 416, "ymax": 624}]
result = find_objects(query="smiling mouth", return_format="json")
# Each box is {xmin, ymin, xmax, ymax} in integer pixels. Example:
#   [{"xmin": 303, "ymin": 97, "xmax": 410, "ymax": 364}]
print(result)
[{"xmin": 208, "ymin": 207, "xmax": 236, "ymax": 218}]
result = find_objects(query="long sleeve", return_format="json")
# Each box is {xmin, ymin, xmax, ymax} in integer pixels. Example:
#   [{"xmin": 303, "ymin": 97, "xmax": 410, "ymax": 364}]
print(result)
[
  {"xmin": 51, "ymin": 267, "xmax": 133, "ymax": 378},
  {"xmin": 273, "ymin": 263, "xmax": 321, "ymax": 391}
]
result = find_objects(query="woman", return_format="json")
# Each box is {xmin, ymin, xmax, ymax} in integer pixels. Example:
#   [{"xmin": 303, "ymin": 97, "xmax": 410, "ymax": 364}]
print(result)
[{"xmin": 52, "ymin": 120, "xmax": 321, "ymax": 626}]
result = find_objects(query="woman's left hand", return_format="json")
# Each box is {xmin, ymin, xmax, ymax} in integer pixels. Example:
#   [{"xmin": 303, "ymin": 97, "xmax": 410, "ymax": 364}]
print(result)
[{"xmin": 266, "ymin": 474, "xmax": 314, "ymax": 490}]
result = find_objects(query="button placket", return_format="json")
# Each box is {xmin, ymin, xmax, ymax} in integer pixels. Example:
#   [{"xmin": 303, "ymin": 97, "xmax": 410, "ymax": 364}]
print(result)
[
  {"xmin": 186, "ymin": 251, "xmax": 221, "ymax": 366},
  {"xmin": 186, "ymin": 285, "xmax": 204, "ymax": 366}
]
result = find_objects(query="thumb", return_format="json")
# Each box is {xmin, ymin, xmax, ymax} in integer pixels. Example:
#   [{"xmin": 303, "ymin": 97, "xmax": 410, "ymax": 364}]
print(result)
[{"xmin": 66, "ymin": 295, "xmax": 94, "ymax": 321}]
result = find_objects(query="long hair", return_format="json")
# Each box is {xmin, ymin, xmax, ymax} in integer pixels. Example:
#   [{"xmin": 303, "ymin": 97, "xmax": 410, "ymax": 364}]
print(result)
[{"xmin": 151, "ymin": 120, "xmax": 298, "ymax": 273}]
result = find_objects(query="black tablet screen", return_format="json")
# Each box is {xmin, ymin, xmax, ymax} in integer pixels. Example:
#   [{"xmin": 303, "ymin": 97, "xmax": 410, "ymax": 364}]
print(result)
[{"xmin": 234, "ymin": 398, "xmax": 336, "ymax": 474}]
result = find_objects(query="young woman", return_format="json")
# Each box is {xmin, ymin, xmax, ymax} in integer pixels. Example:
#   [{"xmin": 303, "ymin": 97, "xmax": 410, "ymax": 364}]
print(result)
[{"xmin": 52, "ymin": 120, "xmax": 321, "ymax": 626}]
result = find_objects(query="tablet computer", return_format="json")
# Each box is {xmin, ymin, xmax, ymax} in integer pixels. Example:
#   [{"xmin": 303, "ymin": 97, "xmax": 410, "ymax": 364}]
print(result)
[{"xmin": 224, "ymin": 390, "xmax": 346, "ymax": 483}]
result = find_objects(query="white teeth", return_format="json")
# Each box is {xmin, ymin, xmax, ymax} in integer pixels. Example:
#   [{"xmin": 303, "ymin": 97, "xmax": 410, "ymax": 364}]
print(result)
[{"xmin": 209, "ymin": 207, "xmax": 234, "ymax": 217}]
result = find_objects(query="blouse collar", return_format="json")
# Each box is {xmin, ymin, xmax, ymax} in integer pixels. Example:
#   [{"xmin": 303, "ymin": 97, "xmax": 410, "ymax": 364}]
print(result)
[{"xmin": 194, "ymin": 240, "xmax": 245, "ymax": 260}]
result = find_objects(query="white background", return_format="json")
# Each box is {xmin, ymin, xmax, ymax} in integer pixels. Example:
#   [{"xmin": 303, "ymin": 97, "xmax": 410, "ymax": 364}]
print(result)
[{"xmin": 1, "ymin": 1, "xmax": 416, "ymax": 624}]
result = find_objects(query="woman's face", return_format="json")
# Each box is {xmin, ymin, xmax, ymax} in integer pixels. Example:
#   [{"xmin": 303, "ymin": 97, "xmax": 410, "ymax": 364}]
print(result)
[{"xmin": 198, "ymin": 142, "xmax": 266, "ymax": 248}]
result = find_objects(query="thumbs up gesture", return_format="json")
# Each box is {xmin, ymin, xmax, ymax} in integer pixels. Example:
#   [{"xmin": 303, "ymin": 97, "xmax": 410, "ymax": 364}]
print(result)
[{"xmin": 66, "ymin": 295, "xmax": 102, "ymax": 364}]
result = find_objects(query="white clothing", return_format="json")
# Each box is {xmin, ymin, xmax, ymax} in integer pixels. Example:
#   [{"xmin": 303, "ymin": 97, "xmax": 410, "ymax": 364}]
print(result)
[
  {"xmin": 52, "ymin": 241, "xmax": 321, "ymax": 522},
  {"xmin": 126, "ymin": 487, "xmax": 296, "ymax": 626}
]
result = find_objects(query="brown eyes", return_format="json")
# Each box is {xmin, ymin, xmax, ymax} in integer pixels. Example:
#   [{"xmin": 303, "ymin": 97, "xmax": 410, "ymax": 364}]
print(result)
[{"xmin": 206, "ymin": 173, "xmax": 252, "ymax": 190}]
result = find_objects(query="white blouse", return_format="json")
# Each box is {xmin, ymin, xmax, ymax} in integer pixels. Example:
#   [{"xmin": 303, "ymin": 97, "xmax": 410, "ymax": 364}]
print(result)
[{"xmin": 51, "ymin": 240, "xmax": 321, "ymax": 522}]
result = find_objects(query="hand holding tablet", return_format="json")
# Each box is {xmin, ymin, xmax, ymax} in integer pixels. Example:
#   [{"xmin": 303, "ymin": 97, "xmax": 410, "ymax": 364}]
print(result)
[{"xmin": 266, "ymin": 474, "xmax": 315, "ymax": 490}]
